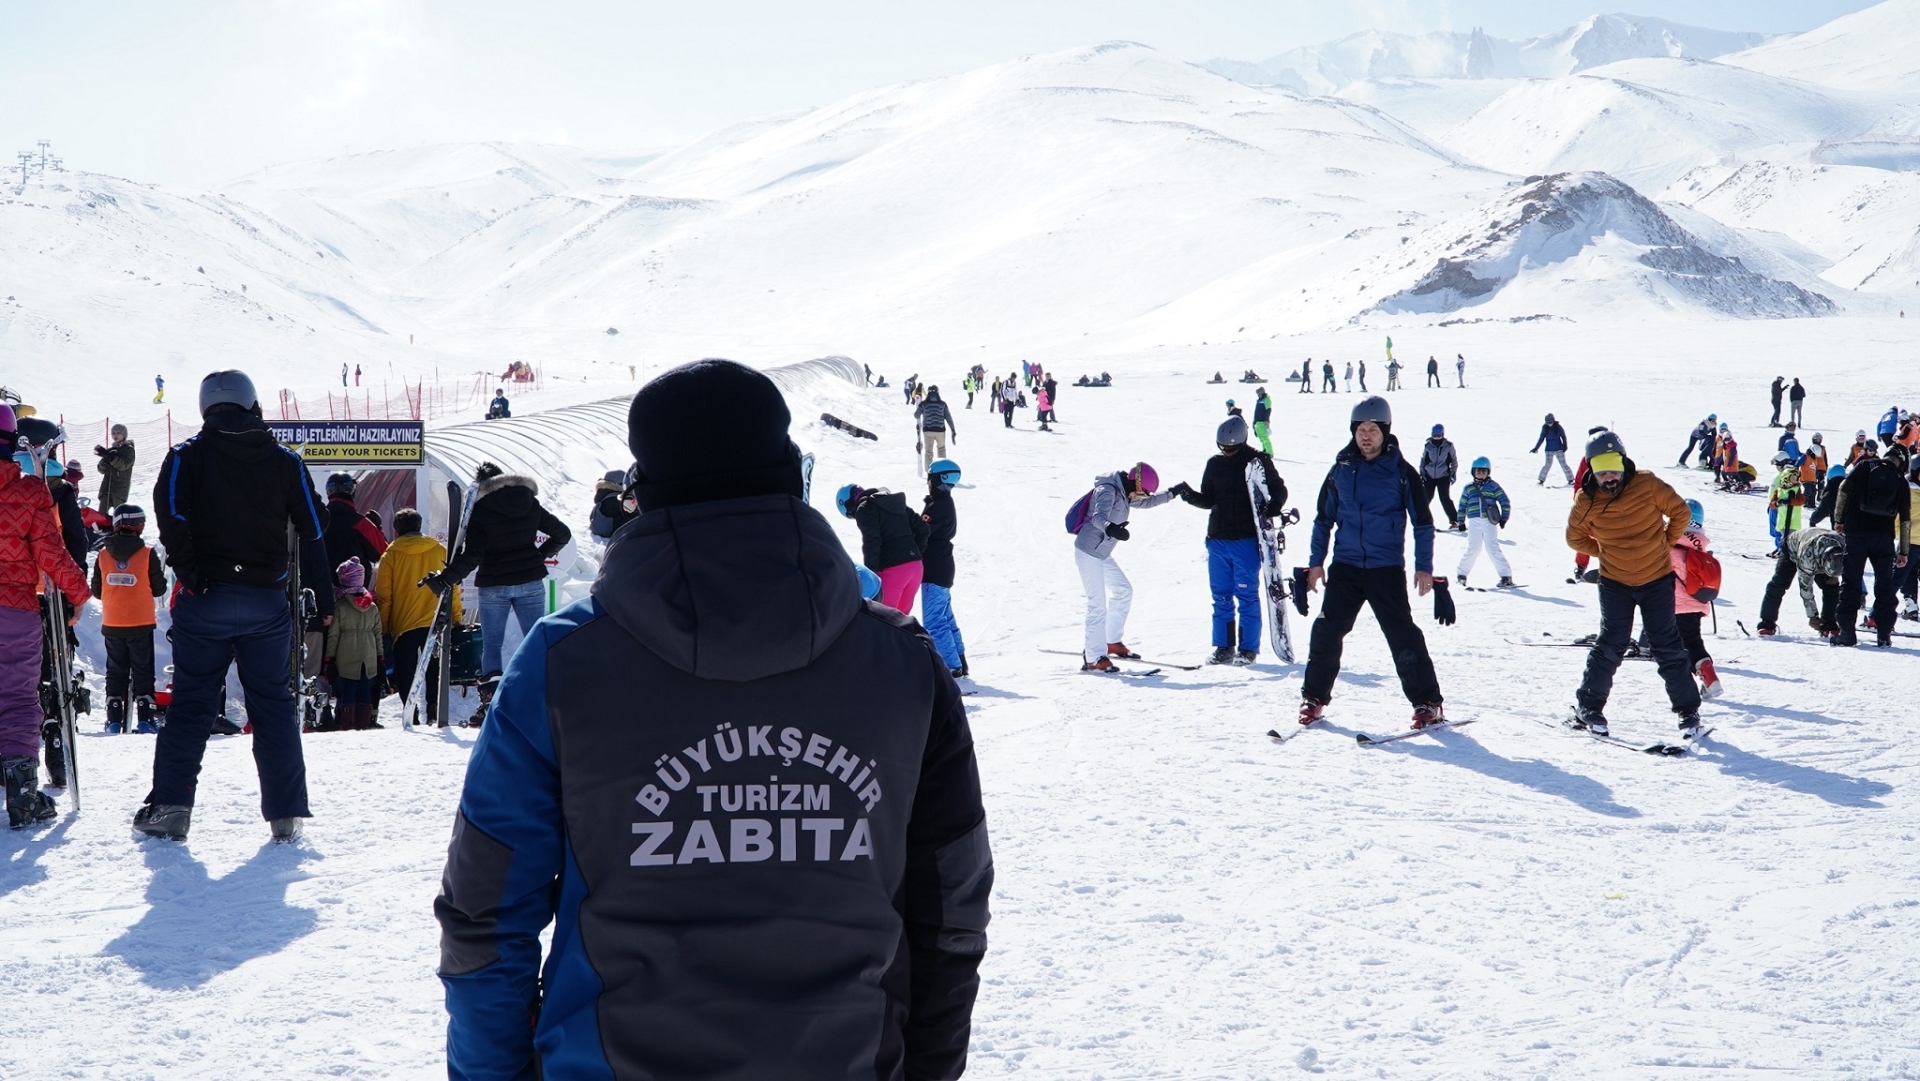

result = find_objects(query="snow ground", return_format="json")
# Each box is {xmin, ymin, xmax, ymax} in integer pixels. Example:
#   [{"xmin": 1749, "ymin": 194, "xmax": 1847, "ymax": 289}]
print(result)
[{"xmin": 7, "ymin": 316, "xmax": 1919, "ymax": 1079}]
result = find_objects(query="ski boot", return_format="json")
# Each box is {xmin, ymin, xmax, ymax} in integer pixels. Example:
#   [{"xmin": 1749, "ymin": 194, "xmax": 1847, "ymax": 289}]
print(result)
[
  {"xmin": 1455, "ymin": 575, "xmax": 1467, "ymax": 587},
  {"xmin": 4, "ymin": 755, "xmax": 57, "ymax": 830},
  {"xmin": 1695, "ymin": 659, "xmax": 1722, "ymax": 698},
  {"xmin": 270, "ymin": 818, "xmax": 304, "ymax": 844},
  {"xmin": 132, "ymin": 802, "xmax": 192, "ymax": 841},
  {"xmin": 1756, "ymin": 624, "xmax": 1778, "ymax": 636},
  {"xmin": 40, "ymin": 719, "xmax": 66, "ymax": 789},
  {"xmin": 1569, "ymin": 704, "xmax": 1609, "ymax": 737},
  {"xmin": 1080, "ymin": 657, "xmax": 1116, "ymax": 674},
  {"xmin": 1411, "ymin": 702, "xmax": 1446, "ymax": 729},
  {"xmin": 1902, "ymin": 599, "xmax": 1919, "ymax": 623},
  {"xmin": 106, "ymin": 695, "xmax": 127, "ymax": 735},
  {"xmin": 1297, "ymin": 698, "xmax": 1326, "ymax": 725},
  {"xmin": 1233, "ymin": 650, "xmax": 1258, "ymax": 666},
  {"xmin": 135, "ymin": 695, "xmax": 159, "ymax": 734},
  {"xmin": 1497, "ymin": 577, "xmax": 1516, "ymax": 589},
  {"xmin": 1676, "ymin": 708, "xmax": 1703, "ymax": 738},
  {"xmin": 1105, "ymin": 642, "xmax": 1141, "ymax": 660},
  {"xmin": 1206, "ymin": 647, "xmax": 1234, "ymax": 666},
  {"xmin": 468, "ymin": 675, "xmax": 500, "ymax": 726}
]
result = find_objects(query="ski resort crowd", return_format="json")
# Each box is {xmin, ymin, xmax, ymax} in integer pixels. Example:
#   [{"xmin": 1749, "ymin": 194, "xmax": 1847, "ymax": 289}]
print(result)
[{"xmin": 0, "ymin": 352, "xmax": 1913, "ymax": 1080}]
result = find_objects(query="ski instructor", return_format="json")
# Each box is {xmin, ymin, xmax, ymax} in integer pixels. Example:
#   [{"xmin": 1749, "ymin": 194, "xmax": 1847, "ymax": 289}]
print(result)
[
  {"xmin": 1563, "ymin": 430, "xmax": 1703, "ymax": 738},
  {"xmin": 435, "ymin": 359, "xmax": 992, "ymax": 1080},
  {"xmin": 1297, "ymin": 396, "xmax": 1449, "ymax": 730},
  {"xmin": 138, "ymin": 370, "xmax": 333, "ymax": 843}
]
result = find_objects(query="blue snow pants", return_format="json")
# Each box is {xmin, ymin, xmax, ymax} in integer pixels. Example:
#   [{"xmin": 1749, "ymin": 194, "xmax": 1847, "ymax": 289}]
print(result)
[
  {"xmin": 921, "ymin": 584, "xmax": 966, "ymax": 670},
  {"xmin": 150, "ymin": 583, "xmax": 308, "ymax": 820},
  {"xmin": 1207, "ymin": 538, "xmax": 1262, "ymax": 652}
]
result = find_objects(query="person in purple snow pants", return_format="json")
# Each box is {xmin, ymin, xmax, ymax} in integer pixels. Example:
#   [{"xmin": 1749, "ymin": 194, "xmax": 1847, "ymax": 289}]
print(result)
[{"xmin": 0, "ymin": 404, "xmax": 92, "ymax": 830}]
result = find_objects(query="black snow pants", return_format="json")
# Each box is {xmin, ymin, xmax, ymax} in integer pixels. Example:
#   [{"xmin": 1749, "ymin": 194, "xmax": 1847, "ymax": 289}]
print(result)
[
  {"xmin": 1421, "ymin": 477, "xmax": 1457, "ymax": 528},
  {"xmin": 390, "ymin": 626, "xmax": 442, "ymax": 723},
  {"xmin": 1675, "ymin": 612, "xmax": 1709, "ymax": 668},
  {"xmin": 1302, "ymin": 563, "xmax": 1441, "ymax": 706},
  {"xmin": 1837, "ymin": 530, "xmax": 1898, "ymax": 645},
  {"xmin": 105, "ymin": 631, "xmax": 157, "ymax": 700},
  {"xmin": 1577, "ymin": 574, "xmax": 1700, "ymax": 714}
]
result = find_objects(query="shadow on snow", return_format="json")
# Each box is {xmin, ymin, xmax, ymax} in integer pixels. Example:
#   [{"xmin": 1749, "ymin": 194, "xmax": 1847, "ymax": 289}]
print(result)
[{"xmin": 102, "ymin": 840, "xmax": 320, "ymax": 988}]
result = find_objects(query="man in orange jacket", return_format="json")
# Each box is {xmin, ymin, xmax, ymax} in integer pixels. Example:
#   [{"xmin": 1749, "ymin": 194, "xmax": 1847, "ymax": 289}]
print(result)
[{"xmin": 1564, "ymin": 430, "xmax": 1703, "ymax": 739}]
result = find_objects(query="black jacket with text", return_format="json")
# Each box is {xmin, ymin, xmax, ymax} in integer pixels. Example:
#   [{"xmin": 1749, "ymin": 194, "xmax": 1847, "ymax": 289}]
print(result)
[{"xmin": 435, "ymin": 494, "xmax": 991, "ymax": 1081}]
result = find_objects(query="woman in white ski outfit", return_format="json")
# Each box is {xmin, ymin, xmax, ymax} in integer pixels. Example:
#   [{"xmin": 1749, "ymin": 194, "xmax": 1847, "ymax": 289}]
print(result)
[{"xmin": 1072, "ymin": 463, "xmax": 1176, "ymax": 670}]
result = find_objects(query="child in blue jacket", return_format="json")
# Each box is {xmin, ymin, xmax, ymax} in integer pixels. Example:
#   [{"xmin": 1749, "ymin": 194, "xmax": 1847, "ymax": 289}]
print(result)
[{"xmin": 1455, "ymin": 457, "xmax": 1514, "ymax": 588}]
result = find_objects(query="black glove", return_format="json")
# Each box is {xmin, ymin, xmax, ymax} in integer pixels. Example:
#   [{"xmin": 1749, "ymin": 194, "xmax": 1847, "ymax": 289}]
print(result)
[
  {"xmin": 1104, "ymin": 522, "xmax": 1130, "ymax": 542},
  {"xmin": 1432, "ymin": 578, "xmax": 1456, "ymax": 626},
  {"xmin": 94, "ymin": 445, "xmax": 108, "ymax": 457},
  {"xmin": 1170, "ymin": 481, "xmax": 1193, "ymax": 499},
  {"xmin": 1289, "ymin": 567, "xmax": 1311, "ymax": 617},
  {"xmin": 420, "ymin": 572, "xmax": 452, "ymax": 597}
]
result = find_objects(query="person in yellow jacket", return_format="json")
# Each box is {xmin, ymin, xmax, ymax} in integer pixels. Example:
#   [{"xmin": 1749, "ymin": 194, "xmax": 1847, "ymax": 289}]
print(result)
[
  {"xmin": 1564, "ymin": 431, "xmax": 1703, "ymax": 739},
  {"xmin": 375, "ymin": 507, "xmax": 462, "ymax": 725},
  {"xmin": 90, "ymin": 505, "xmax": 167, "ymax": 733}
]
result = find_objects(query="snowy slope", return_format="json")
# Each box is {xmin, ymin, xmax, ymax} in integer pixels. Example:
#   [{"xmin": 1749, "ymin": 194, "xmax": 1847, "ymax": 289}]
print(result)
[
  {"xmin": 1445, "ymin": 57, "xmax": 1876, "ymax": 192},
  {"xmin": 1333, "ymin": 76, "xmax": 1526, "ymax": 139},
  {"xmin": 0, "ymin": 170, "xmax": 452, "ymax": 421},
  {"xmin": 1666, "ymin": 160, "xmax": 1920, "ymax": 295},
  {"xmin": 8, "ymin": 317, "xmax": 1920, "ymax": 1079},
  {"xmin": 219, "ymin": 143, "xmax": 659, "ymax": 281},
  {"xmin": 1206, "ymin": 15, "xmax": 1785, "ymax": 95},
  {"xmin": 408, "ymin": 43, "xmax": 1498, "ymax": 365},
  {"xmin": 1721, "ymin": 0, "xmax": 1920, "ymax": 93}
]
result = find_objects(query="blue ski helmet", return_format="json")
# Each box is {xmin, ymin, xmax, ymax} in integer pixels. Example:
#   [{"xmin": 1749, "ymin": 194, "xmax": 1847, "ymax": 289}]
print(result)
[
  {"xmin": 1826, "ymin": 464, "xmax": 1846, "ymax": 480},
  {"xmin": 1685, "ymin": 499, "xmax": 1703, "ymax": 526},
  {"xmin": 928, "ymin": 458, "xmax": 962, "ymax": 489},
  {"xmin": 835, "ymin": 483, "xmax": 861, "ymax": 518},
  {"xmin": 1470, "ymin": 456, "xmax": 1491, "ymax": 472}
]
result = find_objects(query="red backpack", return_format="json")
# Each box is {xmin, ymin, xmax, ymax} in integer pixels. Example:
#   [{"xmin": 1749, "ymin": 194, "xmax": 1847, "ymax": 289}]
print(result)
[{"xmin": 1679, "ymin": 546, "xmax": 1722, "ymax": 603}]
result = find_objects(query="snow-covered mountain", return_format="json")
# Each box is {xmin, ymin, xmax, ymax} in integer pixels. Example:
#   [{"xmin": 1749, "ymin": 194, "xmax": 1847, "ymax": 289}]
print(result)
[
  {"xmin": 1665, "ymin": 160, "xmax": 1920, "ymax": 294},
  {"xmin": 1206, "ymin": 14, "xmax": 1784, "ymax": 96},
  {"xmin": 1365, "ymin": 171, "xmax": 1836, "ymax": 319},
  {"xmin": 1444, "ymin": 56, "xmax": 1877, "ymax": 192},
  {"xmin": 0, "ymin": 170, "xmax": 435, "ymax": 409},
  {"xmin": 1721, "ymin": 0, "xmax": 1920, "ymax": 92},
  {"xmin": 219, "ymin": 143, "xmax": 660, "ymax": 281}
]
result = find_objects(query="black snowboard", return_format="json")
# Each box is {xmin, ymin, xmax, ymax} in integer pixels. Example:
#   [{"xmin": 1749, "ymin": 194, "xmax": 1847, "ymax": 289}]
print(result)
[{"xmin": 821, "ymin": 413, "xmax": 879, "ymax": 440}]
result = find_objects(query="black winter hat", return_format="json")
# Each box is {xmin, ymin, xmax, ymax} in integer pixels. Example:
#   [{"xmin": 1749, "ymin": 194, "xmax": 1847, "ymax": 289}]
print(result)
[{"xmin": 627, "ymin": 359, "xmax": 802, "ymax": 512}]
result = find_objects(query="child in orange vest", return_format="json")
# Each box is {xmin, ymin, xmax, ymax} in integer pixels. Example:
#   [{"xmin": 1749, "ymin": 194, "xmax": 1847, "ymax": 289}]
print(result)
[{"xmin": 91, "ymin": 504, "xmax": 167, "ymax": 733}]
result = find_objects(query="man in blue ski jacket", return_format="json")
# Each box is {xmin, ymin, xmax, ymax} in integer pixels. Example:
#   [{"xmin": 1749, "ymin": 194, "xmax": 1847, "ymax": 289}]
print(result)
[
  {"xmin": 1296, "ymin": 396, "xmax": 1448, "ymax": 731},
  {"xmin": 435, "ymin": 359, "xmax": 991, "ymax": 1081}
]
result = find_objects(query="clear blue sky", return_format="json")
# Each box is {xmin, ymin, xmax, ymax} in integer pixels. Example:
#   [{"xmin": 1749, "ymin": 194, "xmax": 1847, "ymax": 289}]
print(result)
[{"xmin": 0, "ymin": 0, "xmax": 1883, "ymax": 187}]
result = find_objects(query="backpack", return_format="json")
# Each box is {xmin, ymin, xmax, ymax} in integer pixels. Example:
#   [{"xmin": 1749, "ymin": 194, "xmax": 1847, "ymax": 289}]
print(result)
[
  {"xmin": 1859, "ymin": 460, "xmax": 1908, "ymax": 518},
  {"xmin": 1680, "ymin": 546, "xmax": 1722, "ymax": 603},
  {"xmin": 1064, "ymin": 490, "xmax": 1095, "ymax": 534}
]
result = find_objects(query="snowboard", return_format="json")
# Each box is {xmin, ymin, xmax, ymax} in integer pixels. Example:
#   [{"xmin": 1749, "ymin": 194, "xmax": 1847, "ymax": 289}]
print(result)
[
  {"xmin": 1245, "ymin": 461, "xmax": 1298, "ymax": 663},
  {"xmin": 820, "ymin": 413, "xmax": 878, "ymax": 441}
]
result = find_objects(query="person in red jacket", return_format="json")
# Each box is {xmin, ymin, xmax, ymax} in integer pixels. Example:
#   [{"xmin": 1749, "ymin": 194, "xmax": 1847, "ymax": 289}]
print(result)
[{"xmin": 0, "ymin": 405, "xmax": 91, "ymax": 829}]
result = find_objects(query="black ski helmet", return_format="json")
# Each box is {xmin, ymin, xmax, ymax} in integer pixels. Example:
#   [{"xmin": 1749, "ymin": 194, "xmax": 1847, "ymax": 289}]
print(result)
[
  {"xmin": 1584, "ymin": 429, "xmax": 1626, "ymax": 461},
  {"xmin": 199, "ymin": 370, "xmax": 259, "ymax": 418},
  {"xmin": 1216, "ymin": 415, "xmax": 1248, "ymax": 449},
  {"xmin": 325, "ymin": 472, "xmax": 357, "ymax": 497},
  {"xmin": 1350, "ymin": 395, "xmax": 1391, "ymax": 433},
  {"xmin": 111, "ymin": 503, "xmax": 147, "ymax": 532}
]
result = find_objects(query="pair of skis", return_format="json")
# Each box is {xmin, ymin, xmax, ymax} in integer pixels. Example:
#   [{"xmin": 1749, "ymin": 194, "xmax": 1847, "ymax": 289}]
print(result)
[
  {"xmin": 403, "ymin": 482, "xmax": 478, "ymax": 730},
  {"xmin": 1265, "ymin": 717, "xmax": 1476, "ymax": 746}
]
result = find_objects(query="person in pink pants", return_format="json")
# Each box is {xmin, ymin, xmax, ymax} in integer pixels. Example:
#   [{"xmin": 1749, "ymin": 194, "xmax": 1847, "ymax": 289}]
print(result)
[{"xmin": 837, "ymin": 483, "xmax": 930, "ymax": 615}]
